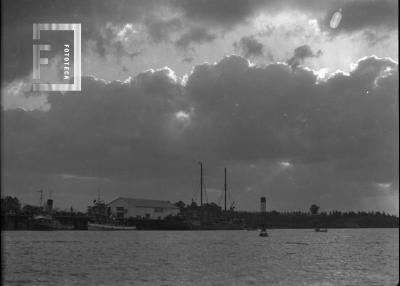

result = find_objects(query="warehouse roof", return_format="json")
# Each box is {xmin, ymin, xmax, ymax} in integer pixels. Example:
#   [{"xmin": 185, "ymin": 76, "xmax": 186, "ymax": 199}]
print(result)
[{"xmin": 108, "ymin": 197, "xmax": 179, "ymax": 209}]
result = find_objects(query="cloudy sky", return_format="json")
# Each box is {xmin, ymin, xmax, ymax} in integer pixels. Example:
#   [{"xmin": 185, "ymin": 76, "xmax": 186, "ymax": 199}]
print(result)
[{"xmin": 2, "ymin": 0, "xmax": 398, "ymax": 213}]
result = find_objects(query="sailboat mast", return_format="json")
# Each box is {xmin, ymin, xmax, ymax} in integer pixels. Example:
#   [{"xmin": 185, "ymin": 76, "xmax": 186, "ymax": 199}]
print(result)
[
  {"xmin": 38, "ymin": 189, "xmax": 43, "ymax": 208},
  {"xmin": 199, "ymin": 162, "xmax": 203, "ymax": 207},
  {"xmin": 224, "ymin": 168, "xmax": 227, "ymax": 212}
]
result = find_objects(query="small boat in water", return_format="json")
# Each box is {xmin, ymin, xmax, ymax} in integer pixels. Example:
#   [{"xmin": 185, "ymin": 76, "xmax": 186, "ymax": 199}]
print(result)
[
  {"xmin": 33, "ymin": 215, "xmax": 57, "ymax": 230},
  {"xmin": 88, "ymin": 222, "xmax": 137, "ymax": 230},
  {"xmin": 259, "ymin": 227, "xmax": 268, "ymax": 237},
  {"xmin": 33, "ymin": 215, "xmax": 73, "ymax": 230},
  {"xmin": 314, "ymin": 227, "xmax": 328, "ymax": 232}
]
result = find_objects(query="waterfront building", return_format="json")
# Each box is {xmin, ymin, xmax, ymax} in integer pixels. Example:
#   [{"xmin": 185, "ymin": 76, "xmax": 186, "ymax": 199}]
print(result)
[{"xmin": 107, "ymin": 197, "xmax": 179, "ymax": 220}]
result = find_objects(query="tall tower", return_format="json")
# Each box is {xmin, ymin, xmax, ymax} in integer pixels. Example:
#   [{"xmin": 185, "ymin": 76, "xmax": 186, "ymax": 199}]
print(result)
[
  {"xmin": 259, "ymin": 196, "xmax": 269, "ymax": 236},
  {"xmin": 260, "ymin": 197, "xmax": 266, "ymax": 213},
  {"xmin": 199, "ymin": 161, "xmax": 203, "ymax": 207},
  {"xmin": 224, "ymin": 168, "xmax": 227, "ymax": 212}
]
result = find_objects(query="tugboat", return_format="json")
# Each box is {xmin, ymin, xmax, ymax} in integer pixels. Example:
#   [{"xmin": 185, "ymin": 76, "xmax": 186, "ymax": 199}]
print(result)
[
  {"xmin": 88, "ymin": 222, "xmax": 136, "ymax": 230},
  {"xmin": 33, "ymin": 215, "xmax": 58, "ymax": 230},
  {"xmin": 32, "ymin": 214, "xmax": 72, "ymax": 230},
  {"xmin": 31, "ymin": 193, "xmax": 73, "ymax": 230},
  {"xmin": 87, "ymin": 194, "xmax": 137, "ymax": 230}
]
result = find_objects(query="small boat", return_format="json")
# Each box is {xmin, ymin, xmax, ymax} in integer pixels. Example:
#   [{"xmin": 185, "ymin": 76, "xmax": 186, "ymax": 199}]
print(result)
[
  {"xmin": 33, "ymin": 215, "xmax": 56, "ymax": 230},
  {"xmin": 33, "ymin": 215, "xmax": 72, "ymax": 230},
  {"xmin": 314, "ymin": 227, "xmax": 328, "ymax": 232},
  {"xmin": 259, "ymin": 228, "xmax": 268, "ymax": 237},
  {"xmin": 88, "ymin": 222, "xmax": 137, "ymax": 230}
]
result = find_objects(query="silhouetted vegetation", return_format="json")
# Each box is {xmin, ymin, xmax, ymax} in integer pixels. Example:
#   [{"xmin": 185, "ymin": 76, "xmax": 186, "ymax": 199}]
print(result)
[
  {"xmin": 237, "ymin": 210, "xmax": 399, "ymax": 228},
  {"xmin": 1, "ymin": 196, "xmax": 21, "ymax": 214},
  {"xmin": 174, "ymin": 201, "xmax": 399, "ymax": 228}
]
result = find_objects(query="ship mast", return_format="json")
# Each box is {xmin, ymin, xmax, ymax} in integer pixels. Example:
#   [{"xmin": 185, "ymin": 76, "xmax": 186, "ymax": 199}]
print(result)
[
  {"xmin": 198, "ymin": 161, "xmax": 204, "ymax": 227},
  {"xmin": 224, "ymin": 168, "xmax": 227, "ymax": 212},
  {"xmin": 38, "ymin": 189, "xmax": 43, "ymax": 208},
  {"xmin": 199, "ymin": 161, "xmax": 203, "ymax": 207}
]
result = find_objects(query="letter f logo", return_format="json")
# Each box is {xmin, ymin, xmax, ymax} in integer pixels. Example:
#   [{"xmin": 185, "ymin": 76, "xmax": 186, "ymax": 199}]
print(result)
[
  {"xmin": 33, "ymin": 24, "xmax": 51, "ymax": 80},
  {"xmin": 32, "ymin": 23, "xmax": 81, "ymax": 91},
  {"xmin": 33, "ymin": 44, "xmax": 51, "ymax": 80}
]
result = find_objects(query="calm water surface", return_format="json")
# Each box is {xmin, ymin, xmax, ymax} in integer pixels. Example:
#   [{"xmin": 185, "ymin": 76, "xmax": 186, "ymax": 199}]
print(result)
[{"xmin": 3, "ymin": 229, "xmax": 399, "ymax": 286}]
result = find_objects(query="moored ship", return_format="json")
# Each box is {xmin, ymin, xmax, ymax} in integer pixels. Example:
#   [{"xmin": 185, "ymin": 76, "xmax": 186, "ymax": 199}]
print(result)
[
  {"xmin": 186, "ymin": 163, "xmax": 245, "ymax": 230},
  {"xmin": 88, "ymin": 222, "xmax": 137, "ymax": 230},
  {"xmin": 84, "ymin": 164, "xmax": 245, "ymax": 231},
  {"xmin": 32, "ymin": 215, "xmax": 64, "ymax": 230}
]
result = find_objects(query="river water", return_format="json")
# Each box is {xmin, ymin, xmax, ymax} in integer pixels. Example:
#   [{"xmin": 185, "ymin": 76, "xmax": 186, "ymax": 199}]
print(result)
[{"xmin": 3, "ymin": 229, "xmax": 399, "ymax": 286}]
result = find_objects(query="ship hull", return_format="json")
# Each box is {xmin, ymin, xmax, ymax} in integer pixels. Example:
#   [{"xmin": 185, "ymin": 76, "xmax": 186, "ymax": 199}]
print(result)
[
  {"xmin": 88, "ymin": 223, "xmax": 137, "ymax": 230},
  {"xmin": 32, "ymin": 215, "xmax": 74, "ymax": 230}
]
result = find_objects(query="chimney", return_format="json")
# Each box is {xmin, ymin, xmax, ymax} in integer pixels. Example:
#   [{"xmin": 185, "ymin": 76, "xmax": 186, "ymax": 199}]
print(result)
[
  {"xmin": 260, "ymin": 197, "xmax": 266, "ymax": 213},
  {"xmin": 46, "ymin": 199, "xmax": 53, "ymax": 212}
]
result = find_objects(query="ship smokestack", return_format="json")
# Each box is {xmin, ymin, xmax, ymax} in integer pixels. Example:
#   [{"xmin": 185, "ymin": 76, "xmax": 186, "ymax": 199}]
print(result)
[
  {"xmin": 260, "ymin": 197, "xmax": 266, "ymax": 213},
  {"xmin": 46, "ymin": 199, "xmax": 53, "ymax": 212}
]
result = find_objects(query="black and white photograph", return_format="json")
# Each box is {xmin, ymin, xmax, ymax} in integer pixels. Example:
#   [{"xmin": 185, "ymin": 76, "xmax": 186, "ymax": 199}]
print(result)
[{"xmin": 1, "ymin": 0, "xmax": 399, "ymax": 285}]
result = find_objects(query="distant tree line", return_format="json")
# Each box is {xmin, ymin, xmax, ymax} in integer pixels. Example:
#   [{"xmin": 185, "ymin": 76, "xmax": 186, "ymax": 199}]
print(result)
[
  {"xmin": 236, "ymin": 209, "xmax": 399, "ymax": 228},
  {"xmin": 174, "ymin": 201, "xmax": 399, "ymax": 228}
]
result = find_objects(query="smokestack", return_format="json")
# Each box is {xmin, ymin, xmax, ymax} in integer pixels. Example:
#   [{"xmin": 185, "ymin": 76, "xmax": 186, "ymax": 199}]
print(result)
[
  {"xmin": 46, "ymin": 199, "xmax": 53, "ymax": 212},
  {"xmin": 260, "ymin": 197, "xmax": 266, "ymax": 213}
]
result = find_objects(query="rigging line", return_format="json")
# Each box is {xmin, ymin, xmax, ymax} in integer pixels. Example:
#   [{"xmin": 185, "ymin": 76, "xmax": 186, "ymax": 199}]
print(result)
[
  {"xmin": 203, "ymin": 182, "xmax": 209, "ymax": 203},
  {"xmin": 192, "ymin": 187, "xmax": 199, "ymax": 203},
  {"xmin": 227, "ymin": 187, "xmax": 234, "ymax": 204},
  {"xmin": 217, "ymin": 191, "xmax": 223, "ymax": 206},
  {"xmin": 192, "ymin": 171, "xmax": 202, "ymax": 204},
  {"xmin": 228, "ymin": 187, "xmax": 237, "ymax": 209}
]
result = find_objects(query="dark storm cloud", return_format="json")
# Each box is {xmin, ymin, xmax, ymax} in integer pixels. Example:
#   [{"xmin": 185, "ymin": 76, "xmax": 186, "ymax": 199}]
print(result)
[
  {"xmin": 144, "ymin": 17, "xmax": 182, "ymax": 43},
  {"xmin": 171, "ymin": 0, "xmax": 264, "ymax": 28},
  {"xmin": 287, "ymin": 45, "xmax": 322, "ymax": 69},
  {"xmin": 234, "ymin": 36, "xmax": 264, "ymax": 58},
  {"xmin": 184, "ymin": 56, "xmax": 397, "ymax": 177},
  {"xmin": 3, "ymin": 68, "xmax": 188, "ymax": 178},
  {"xmin": 175, "ymin": 27, "xmax": 216, "ymax": 50},
  {"xmin": 172, "ymin": 0, "xmax": 398, "ymax": 37},
  {"xmin": 4, "ymin": 56, "xmax": 398, "ymax": 196},
  {"xmin": 170, "ymin": 0, "xmax": 328, "ymax": 28},
  {"xmin": 2, "ymin": 0, "xmax": 397, "ymax": 83}
]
